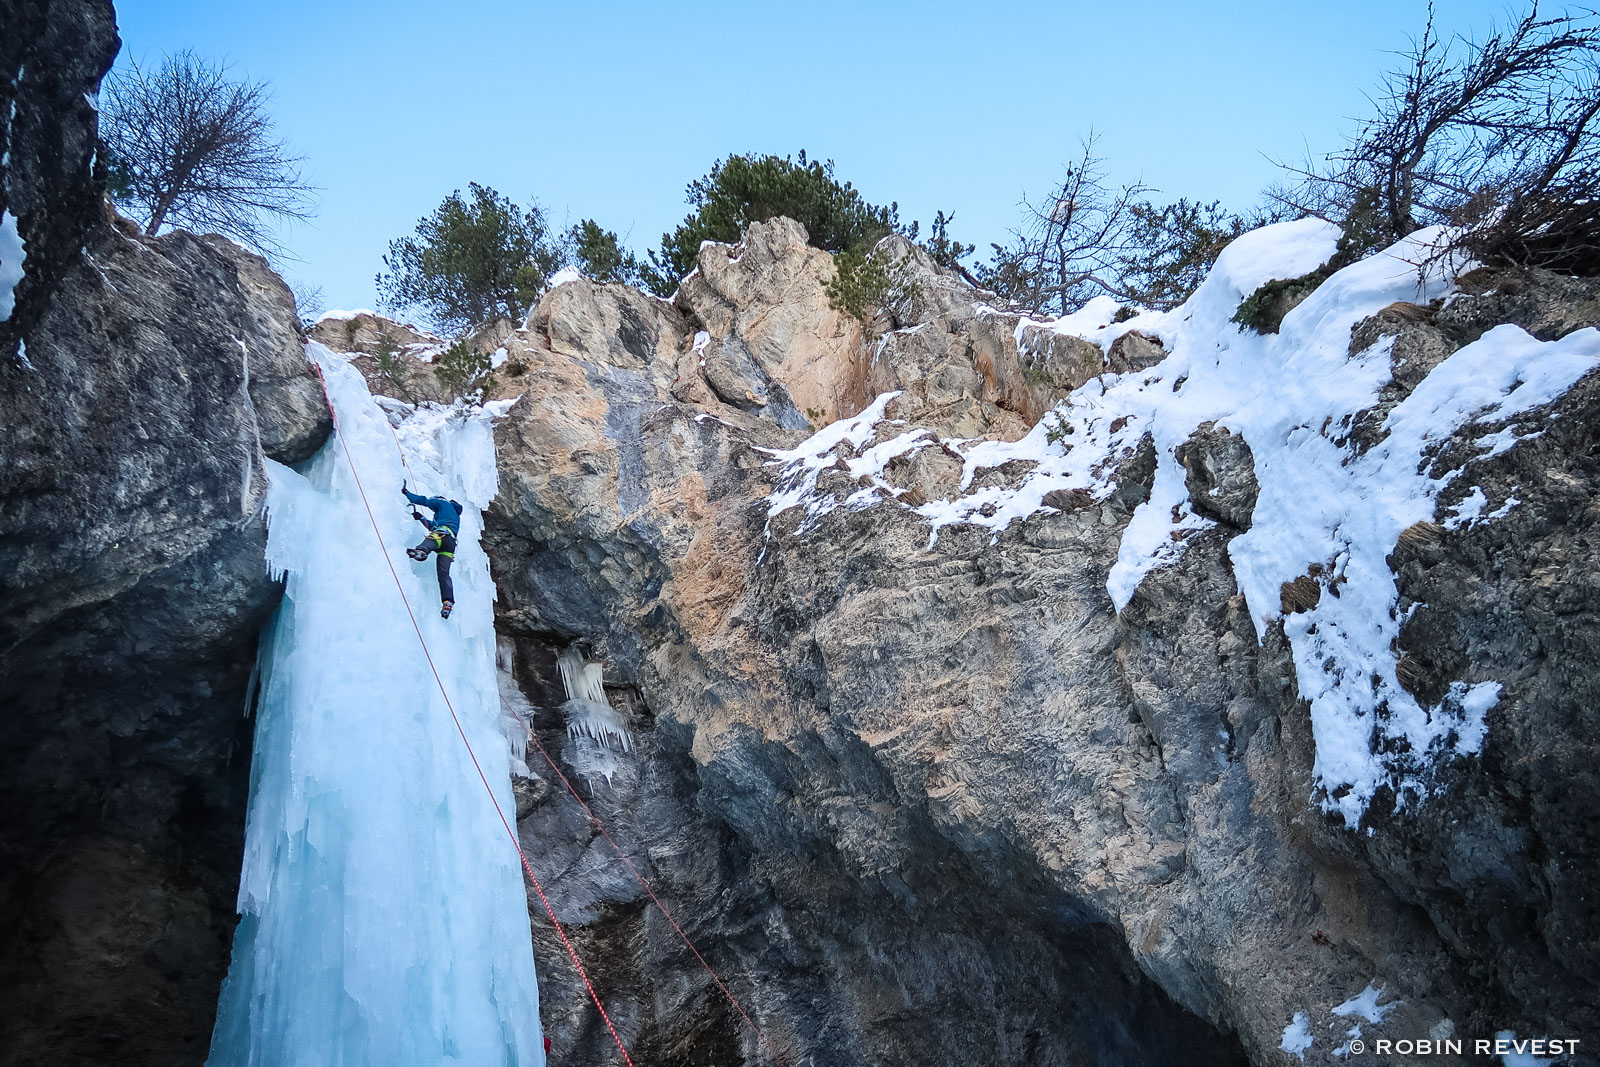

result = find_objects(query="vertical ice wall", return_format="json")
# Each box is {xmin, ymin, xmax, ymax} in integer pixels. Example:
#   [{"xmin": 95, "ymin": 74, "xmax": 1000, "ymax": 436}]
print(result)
[{"xmin": 208, "ymin": 346, "xmax": 544, "ymax": 1066}]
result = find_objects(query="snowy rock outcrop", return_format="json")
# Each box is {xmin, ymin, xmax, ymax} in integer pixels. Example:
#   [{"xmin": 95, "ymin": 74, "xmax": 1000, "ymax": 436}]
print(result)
[
  {"xmin": 307, "ymin": 309, "xmax": 457, "ymax": 405},
  {"xmin": 484, "ymin": 218, "xmax": 1600, "ymax": 1066},
  {"xmin": 675, "ymin": 215, "xmax": 867, "ymax": 427}
]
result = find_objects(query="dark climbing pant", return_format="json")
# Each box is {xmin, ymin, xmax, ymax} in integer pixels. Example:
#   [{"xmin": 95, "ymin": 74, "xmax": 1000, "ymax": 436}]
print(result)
[{"xmin": 413, "ymin": 528, "xmax": 457, "ymax": 604}]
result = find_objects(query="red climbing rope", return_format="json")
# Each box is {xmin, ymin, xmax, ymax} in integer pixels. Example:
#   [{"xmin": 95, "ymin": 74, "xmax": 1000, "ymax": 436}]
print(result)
[
  {"xmin": 308, "ymin": 360, "xmax": 636, "ymax": 1067},
  {"xmin": 524, "ymin": 731, "xmax": 792, "ymax": 1067}
]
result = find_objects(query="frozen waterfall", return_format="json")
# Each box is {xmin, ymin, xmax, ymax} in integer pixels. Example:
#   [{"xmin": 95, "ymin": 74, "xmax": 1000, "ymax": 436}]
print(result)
[{"xmin": 207, "ymin": 346, "xmax": 544, "ymax": 1066}]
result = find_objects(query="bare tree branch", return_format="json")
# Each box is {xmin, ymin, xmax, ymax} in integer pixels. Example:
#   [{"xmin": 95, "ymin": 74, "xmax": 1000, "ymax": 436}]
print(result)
[
  {"xmin": 979, "ymin": 134, "xmax": 1151, "ymax": 316},
  {"xmin": 1273, "ymin": 2, "xmax": 1600, "ymax": 271},
  {"xmin": 101, "ymin": 51, "xmax": 317, "ymax": 256}
]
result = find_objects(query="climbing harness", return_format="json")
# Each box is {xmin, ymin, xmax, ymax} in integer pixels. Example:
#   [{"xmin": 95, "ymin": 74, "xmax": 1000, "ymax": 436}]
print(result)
[{"xmin": 310, "ymin": 362, "xmax": 637, "ymax": 1067}]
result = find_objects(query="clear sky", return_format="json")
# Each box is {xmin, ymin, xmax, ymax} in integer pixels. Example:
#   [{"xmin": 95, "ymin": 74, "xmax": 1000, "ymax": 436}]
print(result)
[{"xmin": 112, "ymin": 0, "xmax": 1533, "ymax": 313}]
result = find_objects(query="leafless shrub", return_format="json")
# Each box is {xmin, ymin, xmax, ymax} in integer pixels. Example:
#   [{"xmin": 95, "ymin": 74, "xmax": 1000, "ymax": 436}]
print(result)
[
  {"xmin": 977, "ymin": 135, "xmax": 1277, "ymax": 316},
  {"xmin": 977, "ymin": 134, "xmax": 1151, "ymax": 316},
  {"xmin": 290, "ymin": 281, "xmax": 324, "ymax": 332},
  {"xmin": 1280, "ymin": 575, "xmax": 1323, "ymax": 615},
  {"xmin": 1271, "ymin": 3, "xmax": 1600, "ymax": 273},
  {"xmin": 101, "ymin": 51, "xmax": 316, "ymax": 254}
]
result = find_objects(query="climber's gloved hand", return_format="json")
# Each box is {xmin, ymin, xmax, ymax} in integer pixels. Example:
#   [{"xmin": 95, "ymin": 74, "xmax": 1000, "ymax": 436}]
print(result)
[{"xmin": 401, "ymin": 480, "xmax": 408, "ymax": 495}]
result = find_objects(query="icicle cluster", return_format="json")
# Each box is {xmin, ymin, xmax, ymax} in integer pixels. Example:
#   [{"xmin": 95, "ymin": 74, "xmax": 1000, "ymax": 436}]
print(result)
[{"xmin": 555, "ymin": 645, "xmax": 633, "ymax": 783}]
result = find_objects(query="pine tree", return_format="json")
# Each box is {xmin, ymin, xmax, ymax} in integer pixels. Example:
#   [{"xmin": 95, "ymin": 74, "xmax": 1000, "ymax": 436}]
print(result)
[
  {"xmin": 376, "ymin": 184, "xmax": 561, "ymax": 333},
  {"xmin": 563, "ymin": 220, "xmax": 642, "ymax": 285},
  {"xmin": 642, "ymin": 150, "xmax": 904, "ymax": 295}
]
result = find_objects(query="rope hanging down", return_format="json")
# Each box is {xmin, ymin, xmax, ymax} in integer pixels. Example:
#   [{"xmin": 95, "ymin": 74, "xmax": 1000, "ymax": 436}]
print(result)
[
  {"xmin": 309, "ymin": 363, "xmax": 636, "ymax": 1067},
  {"xmin": 374, "ymin": 381, "xmax": 788, "ymax": 1064},
  {"xmin": 522, "ymin": 733, "xmax": 791, "ymax": 1067}
]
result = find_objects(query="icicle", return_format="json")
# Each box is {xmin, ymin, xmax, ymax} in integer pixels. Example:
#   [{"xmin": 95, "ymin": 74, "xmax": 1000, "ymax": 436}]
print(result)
[
  {"xmin": 555, "ymin": 645, "xmax": 609, "ymax": 705},
  {"xmin": 562, "ymin": 698, "xmax": 634, "ymax": 753},
  {"xmin": 554, "ymin": 645, "xmax": 634, "ymax": 784},
  {"xmin": 496, "ymin": 635, "xmax": 534, "ymax": 778}
]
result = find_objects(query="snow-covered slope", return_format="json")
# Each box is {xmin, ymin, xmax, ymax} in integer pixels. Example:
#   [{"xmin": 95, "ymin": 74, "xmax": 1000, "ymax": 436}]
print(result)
[{"xmin": 772, "ymin": 220, "xmax": 1600, "ymax": 826}]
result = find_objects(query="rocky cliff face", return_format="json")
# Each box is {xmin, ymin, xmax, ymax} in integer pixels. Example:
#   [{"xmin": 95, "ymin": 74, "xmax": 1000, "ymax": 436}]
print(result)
[
  {"xmin": 7, "ymin": 1, "xmax": 1597, "ymax": 1055},
  {"xmin": 1, "ymin": 5, "xmax": 329, "ymax": 1060},
  {"xmin": 475, "ymin": 219, "xmax": 1600, "ymax": 1066}
]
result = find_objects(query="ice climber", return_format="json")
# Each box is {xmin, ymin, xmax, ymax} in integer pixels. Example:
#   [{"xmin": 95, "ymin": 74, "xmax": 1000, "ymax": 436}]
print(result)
[{"xmin": 402, "ymin": 482, "xmax": 462, "ymax": 619}]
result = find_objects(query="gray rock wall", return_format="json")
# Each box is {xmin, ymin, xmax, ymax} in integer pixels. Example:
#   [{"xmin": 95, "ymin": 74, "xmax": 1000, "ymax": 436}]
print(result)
[
  {"xmin": 1, "ymin": 4, "xmax": 330, "ymax": 1060},
  {"xmin": 486, "ymin": 226, "xmax": 1600, "ymax": 1066}
]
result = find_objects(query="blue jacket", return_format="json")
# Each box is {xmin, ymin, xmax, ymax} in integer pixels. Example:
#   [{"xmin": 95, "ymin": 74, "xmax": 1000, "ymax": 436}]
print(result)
[{"xmin": 404, "ymin": 489, "xmax": 463, "ymax": 534}]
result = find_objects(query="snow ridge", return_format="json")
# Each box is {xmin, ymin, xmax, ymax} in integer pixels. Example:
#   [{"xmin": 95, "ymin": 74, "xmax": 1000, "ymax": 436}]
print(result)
[{"xmin": 763, "ymin": 220, "xmax": 1600, "ymax": 826}]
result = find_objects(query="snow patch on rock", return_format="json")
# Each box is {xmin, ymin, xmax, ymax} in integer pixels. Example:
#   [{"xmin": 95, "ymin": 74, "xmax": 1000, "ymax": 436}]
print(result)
[
  {"xmin": 1280, "ymin": 1012, "xmax": 1313, "ymax": 1059},
  {"xmin": 760, "ymin": 218, "xmax": 1600, "ymax": 826}
]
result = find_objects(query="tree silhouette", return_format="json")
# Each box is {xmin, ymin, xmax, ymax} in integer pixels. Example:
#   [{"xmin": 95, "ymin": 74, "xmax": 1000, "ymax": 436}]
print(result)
[{"xmin": 101, "ymin": 51, "xmax": 315, "ymax": 253}]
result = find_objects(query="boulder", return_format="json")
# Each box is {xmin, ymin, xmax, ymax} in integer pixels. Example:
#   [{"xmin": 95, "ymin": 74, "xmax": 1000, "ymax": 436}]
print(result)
[
  {"xmin": 194, "ymin": 234, "xmax": 331, "ymax": 463},
  {"xmin": 1017, "ymin": 321, "xmax": 1109, "ymax": 394},
  {"xmin": 1107, "ymin": 329, "xmax": 1168, "ymax": 374},
  {"xmin": 675, "ymin": 217, "xmax": 869, "ymax": 425},
  {"xmin": 1438, "ymin": 265, "xmax": 1600, "ymax": 344},
  {"xmin": 1176, "ymin": 422, "xmax": 1259, "ymax": 528},
  {"xmin": 309, "ymin": 308, "xmax": 441, "ymax": 357}
]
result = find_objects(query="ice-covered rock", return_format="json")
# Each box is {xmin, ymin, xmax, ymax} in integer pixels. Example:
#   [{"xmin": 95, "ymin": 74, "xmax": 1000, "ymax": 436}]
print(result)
[{"xmin": 208, "ymin": 348, "xmax": 543, "ymax": 1066}]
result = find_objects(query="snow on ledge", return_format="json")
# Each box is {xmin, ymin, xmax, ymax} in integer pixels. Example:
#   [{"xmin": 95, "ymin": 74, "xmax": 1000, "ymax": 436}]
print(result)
[
  {"xmin": 1332, "ymin": 984, "xmax": 1395, "ymax": 1024},
  {"xmin": 1280, "ymin": 1012, "xmax": 1313, "ymax": 1060},
  {"xmin": 756, "ymin": 217, "xmax": 1600, "ymax": 828}
]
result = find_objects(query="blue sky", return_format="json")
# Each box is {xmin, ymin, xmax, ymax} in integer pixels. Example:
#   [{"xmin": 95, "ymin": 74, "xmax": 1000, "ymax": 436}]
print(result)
[{"xmin": 113, "ymin": 0, "xmax": 1527, "ymax": 314}]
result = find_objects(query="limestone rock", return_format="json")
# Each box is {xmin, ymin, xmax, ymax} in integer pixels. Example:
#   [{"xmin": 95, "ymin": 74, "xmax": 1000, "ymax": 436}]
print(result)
[
  {"xmin": 310, "ymin": 310, "xmax": 452, "ymax": 404},
  {"xmin": 675, "ymin": 217, "xmax": 869, "ymax": 426},
  {"xmin": 1017, "ymin": 321, "xmax": 1108, "ymax": 395},
  {"xmin": 1381, "ymin": 369, "xmax": 1600, "ymax": 1030},
  {"xmin": 512, "ymin": 774, "xmax": 550, "ymax": 818},
  {"xmin": 486, "ymin": 219, "xmax": 1600, "ymax": 1067},
  {"xmin": 1107, "ymin": 329, "xmax": 1168, "ymax": 374},
  {"xmin": 1176, "ymin": 422, "xmax": 1258, "ymax": 528},
  {"xmin": 867, "ymin": 313, "xmax": 1034, "ymax": 439},
  {"xmin": 868, "ymin": 232, "xmax": 983, "ymax": 325},
  {"xmin": 309, "ymin": 308, "xmax": 442, "ymax": 357},
  {"xmin": 1438, "ymin": 265, "xmax": 1600, "ymax": 344},
  {"xmin": 195, "ymin": 234, "xmax": 331, "ymax": 463}
]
